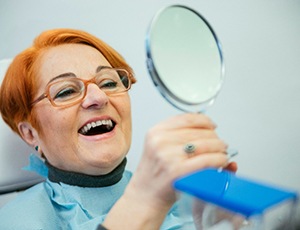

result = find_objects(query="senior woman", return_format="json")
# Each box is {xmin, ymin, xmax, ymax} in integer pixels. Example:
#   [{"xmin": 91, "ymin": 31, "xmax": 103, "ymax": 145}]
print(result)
[{"xmin": 0, "ymin": 28, "xmax": 236, "ymax": 229}]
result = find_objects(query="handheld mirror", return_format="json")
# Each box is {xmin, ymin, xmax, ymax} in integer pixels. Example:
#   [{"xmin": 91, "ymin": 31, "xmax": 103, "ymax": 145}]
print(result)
[
  {"xmin": 146, "ymin": 5, "xmax": 224, "ymax": 112},
  {"xmin": 146, "ymin": 5, "xmax": 238, "ymax": 157}
]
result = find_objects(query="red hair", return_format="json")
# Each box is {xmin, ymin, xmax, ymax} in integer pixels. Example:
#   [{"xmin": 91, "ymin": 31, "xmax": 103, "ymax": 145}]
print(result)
[{"xmin": 0, "ymin": 28, "xmax": 136, "ymax": 137}]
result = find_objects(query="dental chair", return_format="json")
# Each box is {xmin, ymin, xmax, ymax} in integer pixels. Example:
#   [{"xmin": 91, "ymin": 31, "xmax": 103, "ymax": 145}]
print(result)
[{"xmin": 0, "ymin": 59, "xmax": 44, "ymax": 207}]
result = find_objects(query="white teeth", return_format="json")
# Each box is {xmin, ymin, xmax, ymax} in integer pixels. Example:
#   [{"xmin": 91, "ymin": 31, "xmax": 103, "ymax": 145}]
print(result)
[{"xmin": 79, "ymin": 119, "xmax": 113, "ymax": 135}]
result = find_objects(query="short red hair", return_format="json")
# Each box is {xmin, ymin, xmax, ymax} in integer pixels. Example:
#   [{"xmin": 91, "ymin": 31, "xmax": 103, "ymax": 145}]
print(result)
[{"xmin": 0, "ymin": 28, "xmax": 136, "ymax": 137}]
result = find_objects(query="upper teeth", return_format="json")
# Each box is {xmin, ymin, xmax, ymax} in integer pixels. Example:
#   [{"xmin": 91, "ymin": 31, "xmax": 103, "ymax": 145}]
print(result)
[{"xmin": 79, "ymin": 119, "xmax": 113, "ymax": 134}]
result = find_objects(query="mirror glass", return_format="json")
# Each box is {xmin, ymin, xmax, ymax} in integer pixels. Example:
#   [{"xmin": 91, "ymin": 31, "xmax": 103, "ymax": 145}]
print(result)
[{"xmin": 146, "ymin": 5, "xmax": 224, "ymax": 112}]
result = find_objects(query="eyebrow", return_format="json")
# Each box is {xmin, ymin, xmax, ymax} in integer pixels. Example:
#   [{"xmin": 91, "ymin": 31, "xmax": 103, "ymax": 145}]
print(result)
[
  {"xmin": 96, "ymin": 65, "xmax": 111, "ymax": 73},
  {"xmin": 49, "ymin": 72, "xmax": 76, "ymax": 84},
  {"xmin": 48, "ymin": 65, "xmax": 111, "ymax": 84}
]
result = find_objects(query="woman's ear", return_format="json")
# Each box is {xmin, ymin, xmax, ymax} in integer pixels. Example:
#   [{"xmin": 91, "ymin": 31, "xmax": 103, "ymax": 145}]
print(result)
[{"xmin": 18, "ymin": 122, "xmax": 39, "ymax": 147}]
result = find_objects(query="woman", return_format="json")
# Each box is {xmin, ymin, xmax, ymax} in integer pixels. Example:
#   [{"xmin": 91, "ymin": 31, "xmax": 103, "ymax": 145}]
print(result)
[{"xmin": 0, "ymin": 28, "xmax": 236, "ymax": 229}]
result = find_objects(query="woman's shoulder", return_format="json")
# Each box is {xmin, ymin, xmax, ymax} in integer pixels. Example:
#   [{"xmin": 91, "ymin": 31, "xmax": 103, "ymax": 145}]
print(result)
[
  {"xmin": 0, "ymin": 171, "xmax": 133, "ymax": 229},
  {"xmin": 0, "ymin": 182, "xmax": 58, "ymax": 229}
]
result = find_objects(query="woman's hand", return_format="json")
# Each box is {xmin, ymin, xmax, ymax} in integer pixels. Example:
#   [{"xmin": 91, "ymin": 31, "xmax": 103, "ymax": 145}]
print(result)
[
  {"xmin": 129, "ymin": 113, "xmax": 231, "ymax": 206},
  {"xmin": 103, "ymin": 113, "xmax": 236, "ymax": 229}
]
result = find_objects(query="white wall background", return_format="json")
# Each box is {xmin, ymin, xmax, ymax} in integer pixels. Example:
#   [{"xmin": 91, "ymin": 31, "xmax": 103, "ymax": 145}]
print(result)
[{"xmin": 0, "ymin": 0, "xmax": 299, "ymax": 196}]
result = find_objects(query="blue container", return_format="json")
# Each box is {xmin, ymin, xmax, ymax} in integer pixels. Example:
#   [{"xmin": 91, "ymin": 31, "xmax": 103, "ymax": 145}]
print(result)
[{"xmin": 174, "ymin": 168, "xmax": 298, "ymax": 229}]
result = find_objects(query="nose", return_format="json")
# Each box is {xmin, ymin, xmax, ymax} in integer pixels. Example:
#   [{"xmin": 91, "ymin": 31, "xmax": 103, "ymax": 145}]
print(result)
[{"xmin": 81, "ymin": 83, "xmax": 109, "ymax": 109}]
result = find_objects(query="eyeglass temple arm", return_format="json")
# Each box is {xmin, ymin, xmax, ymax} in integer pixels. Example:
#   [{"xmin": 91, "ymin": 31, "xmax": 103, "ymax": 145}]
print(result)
[{"xmin": 31, "ymin": 93, "xmax": 47, "ymax": 106}]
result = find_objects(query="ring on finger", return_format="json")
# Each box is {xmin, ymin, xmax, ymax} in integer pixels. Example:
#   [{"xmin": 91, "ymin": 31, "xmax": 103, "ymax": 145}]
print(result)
[{"xmin": 184, "ymin": 143, "xmax": 196, "ymax": 154}]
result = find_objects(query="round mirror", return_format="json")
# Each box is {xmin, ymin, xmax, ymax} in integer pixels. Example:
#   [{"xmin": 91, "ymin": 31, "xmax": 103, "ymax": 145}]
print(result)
[{"xmin": 146, "ymin": 5, "xmax": 224, "ymax": 112}]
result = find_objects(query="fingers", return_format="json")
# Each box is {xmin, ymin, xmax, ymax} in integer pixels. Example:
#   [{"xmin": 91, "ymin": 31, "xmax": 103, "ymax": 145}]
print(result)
[
  {"xmin": 144, "ymin": 133, "xmax": 227, "ymax": 162},
  {"xmin": 179, "ymin": 128, "xmax": 219, "ymax": 139},
  {"xmin": 154, "ymin": 113, "xmax": 216, "ymax": 131},
  {"xmin": 224, "ymin": 161, "xmax": 238, "ymax": 173},
  {"xmin": 177, "ymin": 153, "xmax": 229, "ymax": 177},
  {"xmin": 184, "ymin": 139, "xmax": 228, "ymax": 155},
  {"xmin": 145, "ymin": 113, "xmax": 224, "ymax": 156}
]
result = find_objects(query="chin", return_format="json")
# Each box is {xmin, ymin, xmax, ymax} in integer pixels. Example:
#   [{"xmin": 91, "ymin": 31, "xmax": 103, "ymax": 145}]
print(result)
[{"xmin": 84, "ymin": 152, "xmax": 126, "ymax": 173}]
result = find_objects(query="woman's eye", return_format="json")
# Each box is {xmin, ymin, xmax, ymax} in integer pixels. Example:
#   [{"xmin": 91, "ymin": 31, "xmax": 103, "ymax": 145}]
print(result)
[
  {"xmin": 54, "ymin": 87, "xmax": 78, "ymax": 99},
  {"xmin": 100, "ymin": 80, "xmax": 118, "ymax": 89}
]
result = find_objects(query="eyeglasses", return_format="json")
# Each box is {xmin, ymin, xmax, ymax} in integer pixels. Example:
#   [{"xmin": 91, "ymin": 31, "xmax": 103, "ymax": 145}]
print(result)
[{"xmin": 31, "ymin": 67, "xmax": 132, "ymax": 108}]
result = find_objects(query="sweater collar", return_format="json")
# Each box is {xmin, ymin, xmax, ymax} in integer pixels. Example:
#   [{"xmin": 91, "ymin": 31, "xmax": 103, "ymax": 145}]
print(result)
[{"xmin": 45, "ymin": 158, "xmax": 127, "ymax": 187}]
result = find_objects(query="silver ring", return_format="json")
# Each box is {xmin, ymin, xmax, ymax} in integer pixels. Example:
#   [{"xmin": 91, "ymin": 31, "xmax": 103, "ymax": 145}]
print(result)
[{"xmin": 184, "ymin": 143, "xmax": 196, "ymax": 154}]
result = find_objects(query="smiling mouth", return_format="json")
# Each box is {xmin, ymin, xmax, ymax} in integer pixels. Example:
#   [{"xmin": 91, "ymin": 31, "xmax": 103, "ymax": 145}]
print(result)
[{"xmin": 79, "ymin": 119, "xmax": 115, "ymax": 136}]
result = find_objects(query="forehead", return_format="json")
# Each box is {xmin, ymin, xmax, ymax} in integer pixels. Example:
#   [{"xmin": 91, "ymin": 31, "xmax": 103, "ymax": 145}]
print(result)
[{"xmin": 36, "ymin": 44, "xmax": 112, "ymax": 84}]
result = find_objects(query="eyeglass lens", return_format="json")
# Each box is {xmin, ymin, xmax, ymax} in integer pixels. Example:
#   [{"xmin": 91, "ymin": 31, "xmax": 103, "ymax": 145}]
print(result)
[{"xmin": 48, "ymin": 68, "xmax": 130, "ymax": 106}]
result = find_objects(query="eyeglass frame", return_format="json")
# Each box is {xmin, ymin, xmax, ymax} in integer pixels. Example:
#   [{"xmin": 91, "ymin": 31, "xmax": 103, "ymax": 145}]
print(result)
[{"xmin": 31, "ymin": 67, "xmax": 132, "ymax": 108}]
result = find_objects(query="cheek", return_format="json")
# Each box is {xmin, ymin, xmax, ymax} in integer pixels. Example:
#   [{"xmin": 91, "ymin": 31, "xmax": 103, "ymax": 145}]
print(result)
[
  {"xmin": 121, "ymin": 96, "xmax": 132, "ymax": 127},
  {"xmin": 34, "ymin": 107, "xmax": 53, "ymax": 133},
  {"xmin": 35, "ymin": 106, "xmax": 74, "ymax": 137},
  {"xmin": 120, "ymin": 99, "xmax": 132, "ymax": 147},
  {"xmin": 112, "ymin": 95, "xmax": 132, "ymax": 132}
]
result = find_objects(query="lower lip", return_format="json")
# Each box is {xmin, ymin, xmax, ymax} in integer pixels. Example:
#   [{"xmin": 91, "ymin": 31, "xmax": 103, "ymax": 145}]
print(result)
[{"xmin": 79, "ymin": 126, "xmax": 117, "ymax": 142}]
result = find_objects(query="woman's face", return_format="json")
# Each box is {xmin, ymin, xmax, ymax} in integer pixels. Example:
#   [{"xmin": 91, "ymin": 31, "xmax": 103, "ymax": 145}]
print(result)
[{"xmin": 33, "ymin": 44, "xmax": 132, "ymax": 175}]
